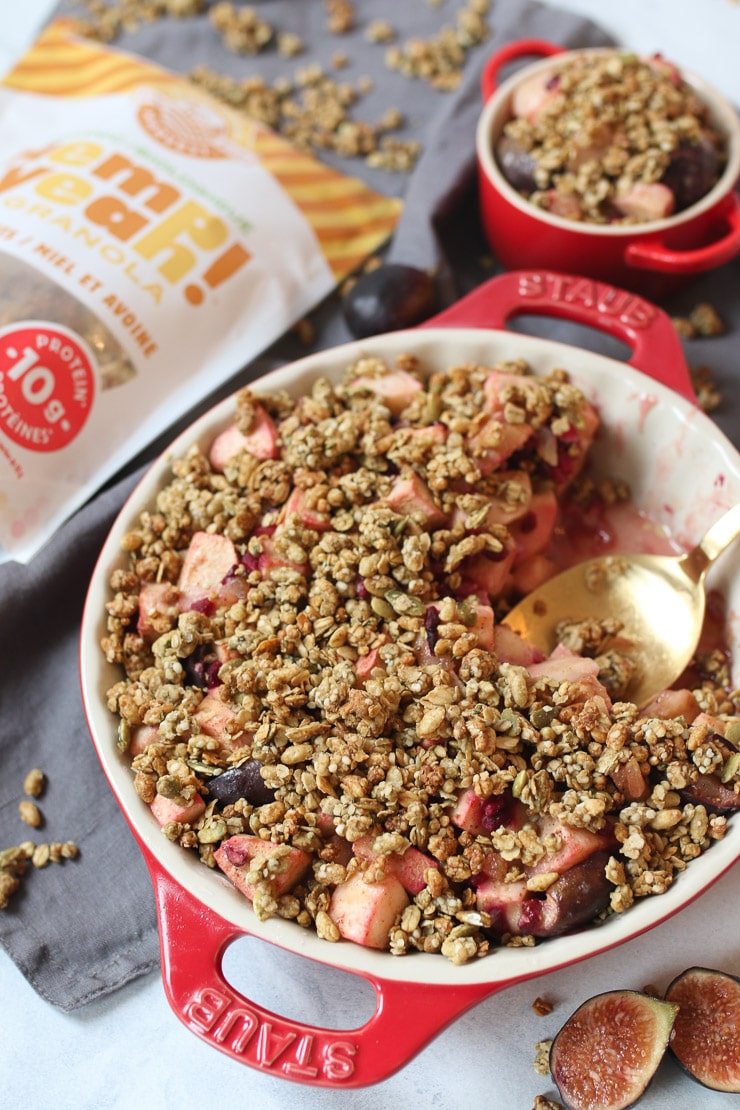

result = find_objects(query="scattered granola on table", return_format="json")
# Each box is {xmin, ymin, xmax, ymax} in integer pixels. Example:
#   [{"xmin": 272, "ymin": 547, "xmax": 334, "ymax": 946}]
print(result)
[
  {"xmin": 1, "ymin": 768, "xmax": 79, "ymax": 908},
  {"xmin": 101, "ymin": 355, "xmax": 740, "ymax": 964}
]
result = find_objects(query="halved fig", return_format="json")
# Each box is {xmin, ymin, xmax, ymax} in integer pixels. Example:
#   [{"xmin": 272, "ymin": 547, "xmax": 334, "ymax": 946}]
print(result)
[
  {"xmin": 550, "ymin": 990, "xmax": 677, "ymax": 1110},
  {"xmin": 665, "ymin": 966, "xmax": 740, "ymax": 1092}
]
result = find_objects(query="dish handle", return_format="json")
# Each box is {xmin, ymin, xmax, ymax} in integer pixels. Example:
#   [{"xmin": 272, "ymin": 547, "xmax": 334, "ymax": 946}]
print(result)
[
  {"xmin": 480, "ymin": 38, "xmax": 564, "ymax": 102},
  {"xmin": 423, "ymin": 269, "xmax": 696, "ymax": 403},
  {"xmin": 148, "ymin": 857, "xmax": 501, "ymax": 1088}
]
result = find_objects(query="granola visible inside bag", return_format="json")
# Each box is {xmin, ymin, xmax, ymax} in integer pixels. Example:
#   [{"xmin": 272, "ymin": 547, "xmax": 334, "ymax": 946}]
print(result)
[{"xmin": 0, "ymin": 20, "xmax": 401, "ymax": 563}]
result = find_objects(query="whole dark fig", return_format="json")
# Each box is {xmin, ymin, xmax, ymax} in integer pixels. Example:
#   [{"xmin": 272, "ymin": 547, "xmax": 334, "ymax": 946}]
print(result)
[
  {"xmin": 208, "ymin": 759, "xmax": 275, "ymax": 806},
  {"xmin": 342, "ymin": 264, "xmax": 438, "ymax": 338},
  {"xmin": 550, "ymin": 989, "xmax": 677, "ymax": 1110},
  {"xmin": 666, "ymin": 966, "xmax": 740, "ymax": 1092}
]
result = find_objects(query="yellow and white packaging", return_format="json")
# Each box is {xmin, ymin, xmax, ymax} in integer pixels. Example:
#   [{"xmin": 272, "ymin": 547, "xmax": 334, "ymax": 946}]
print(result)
[{"xmin": 0, "ymin": 21, "xmax": 401, "ymax": 562}]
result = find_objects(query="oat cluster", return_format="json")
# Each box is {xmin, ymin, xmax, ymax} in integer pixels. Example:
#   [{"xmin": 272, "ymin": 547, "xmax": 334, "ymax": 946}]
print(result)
[
  {"xmin": 101, "ymin": 354, "xmax": 739, "ymax": 963},
  {"xmin": 500, "ymin": 51, "xmax": 725, "ymax": 223},
  {"xmin": 69, "ymin": 0, "xmax": 492, "ymax": 172}
]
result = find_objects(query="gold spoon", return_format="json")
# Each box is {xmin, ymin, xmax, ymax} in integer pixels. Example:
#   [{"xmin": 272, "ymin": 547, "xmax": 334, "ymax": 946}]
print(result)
[{"xmin": 502, "ymin": 503, "xmax": 740, "ymax": 708}]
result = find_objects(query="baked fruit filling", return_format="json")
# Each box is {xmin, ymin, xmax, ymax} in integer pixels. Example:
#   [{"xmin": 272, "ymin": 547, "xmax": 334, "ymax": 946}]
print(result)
[{"xmin": 101, "ymin": 354, "xmax": 740, "ymax": 963}]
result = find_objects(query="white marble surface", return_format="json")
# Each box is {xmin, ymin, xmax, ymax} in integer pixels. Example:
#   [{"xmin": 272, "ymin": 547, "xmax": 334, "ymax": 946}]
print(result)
[{"xmin": 2, "ymin": 3, "xmax": 739, "ymax": 1108}]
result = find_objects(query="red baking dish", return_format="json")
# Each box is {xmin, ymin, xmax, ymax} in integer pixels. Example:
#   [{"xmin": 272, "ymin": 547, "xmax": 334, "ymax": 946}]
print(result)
[
  {"xmin": 476, "ymin": 40, "xmax": 740, "ymax": 296},
  {"xmin": 80, "ymin": 270, "xmax": 740, "ymax": 1088}
]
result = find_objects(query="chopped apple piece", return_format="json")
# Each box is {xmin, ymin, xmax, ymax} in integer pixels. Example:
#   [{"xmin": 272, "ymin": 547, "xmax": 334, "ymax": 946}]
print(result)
[
  {"xmin": 208, "ymin": 404, "xmax": 280, "ymax": 471},
  {"xmin": 177, "ymin": 531, "xmax": 238, "ymax": 611},
  {"xmin": 386, "ymin": 471, "xmax": 447, "ymax": 528},
  {"xmin": 509, "ymin": 553, "xmax": 559, "ymax": 596},
  {"xmin": 137, "ymin": 581, "xmax": 179, "ymax": 641},
  {"xmin": 640, "ymin": 688, "xmax": 700, "ymax": 723},
  {"xmin": 474, "ymin": 877, "xmax": 528, "ymax": 932},
  {"xmin": 539, "ymin": 189, "xmax": 583, "ymax": 220},
  {"xmin": 459, "ymin": 543, "xmax": 516, "ymax": 599},
  {"xmin": 511, "ymin": 70, "xmax": 561, "ymax": 124},
  {"xmin": 257, "ymin": 535, "xmax": 309, "ymax": 578},
  {"xmin": 527, "ymin": 648, "xmax": 600, "ymax": 685},
  {"xmin": 469, "ymin": 418, "xmax": 533, "ymax": 473},
  {"xmin": 150, "ymin": 791, "xmax": 205, "ymax": 828},
  {"xmin": 529, "ymin": 815, "xmax": 614, "ymax": 875},
  {"xmin": 349, "ymin": 368, "xmax": 422, "ymax": 414},
  {"xmin": 282, "ymin": 487, "xmax": 331, "ymax": 532},
  {"xmin": 614, "ymin": 181, "xmax": 674, "ymax": 221},
  {"xmin": 214, "ymin": 835, "xmax": 311, "ymax": 900},
  {"xmin": 194, "ymin": 688, "xmax": 247, "ymax": 748},
  {"xmin": 494, "ymin": 623, "xmax": 545, "ymax": 666},
  {"xmin": 352, "ymin": 836, "xmax": 438, "ymax": 895},
  {"xmin": 130, "ymin": 724, "xmax": 159, "ymax": 757},
  {"xmin": 450, "ymin": 787, "xmax": 523, "ymax": 837},
  {"xmin": 510, "ymin": 490, "xmax": 558, "ymax": 563},
  {"xmin": 329, "ymin": 871, "xmax": 409, "ymax": 949},
  {"xmin": 467, "ymin": 601, "xmax": 495, "ymax": 651}
]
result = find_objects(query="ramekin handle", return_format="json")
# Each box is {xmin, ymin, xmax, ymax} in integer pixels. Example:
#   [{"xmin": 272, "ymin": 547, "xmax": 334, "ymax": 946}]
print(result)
[
  {"xmin": 423, "ymin": 269, "xmax": 696, "ymax": 403},
  {"xmin": 480, "ymin": 38, "xmax": 565, "ymax": 102},
  {"xmin": 149, "ymin": 859, "xmax": 500, "ymax": 1088},
  {"xmin": 625, "ymin": 192, "xmax": 740, "ymax": 275}
]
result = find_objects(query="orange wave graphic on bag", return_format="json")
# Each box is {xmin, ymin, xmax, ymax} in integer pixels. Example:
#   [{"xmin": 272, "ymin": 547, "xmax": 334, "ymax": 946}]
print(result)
[{"xmin": 3, "ymin": 20, "xmax": 402, "ymax": 279}]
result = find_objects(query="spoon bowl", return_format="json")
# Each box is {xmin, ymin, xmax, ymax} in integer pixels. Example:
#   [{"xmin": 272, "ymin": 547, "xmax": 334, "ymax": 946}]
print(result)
[{"xmin": 503, "ymin": 503, "xmax": 740, "ymax": 707}]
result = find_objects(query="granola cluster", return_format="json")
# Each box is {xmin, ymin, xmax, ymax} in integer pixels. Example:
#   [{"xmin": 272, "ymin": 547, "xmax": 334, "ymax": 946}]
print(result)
[
  {"xmin": 497, "ymin": 50, "xmax": 726, "ymax": 224},
  {"xmin": 101, "ymin": 355, "xmax": 740, "ymax": 964}
]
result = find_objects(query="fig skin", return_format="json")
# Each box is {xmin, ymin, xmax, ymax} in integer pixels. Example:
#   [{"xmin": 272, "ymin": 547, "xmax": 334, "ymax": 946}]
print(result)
[
  {"xmin": 341, "ymin": 263, "xmax": 438, "ymax": 338},
  {"xmin": 660, "ymin": 137, "xmax": 721, "ymax": 211},
  {"xmin": 550, "ymin": 989, "xmax": 677, "ymax": 1110},
  {"xmin": 207, "ymin": 760, "xmax": 275, "ymax": 806},
  {"xmin": 495, "ymin": 133, "xmax": 538, "ymax": 193},
  {"xmin": 518, "ymin": 851, "xmax": 612, "ymax": 938},
  {"xmin": 665, "ymin": 966, "xmax": 740, "ymax": 1093},
  {"xmin": 680, "ymin": 771, "xmax": 740, "ymax": 813}
]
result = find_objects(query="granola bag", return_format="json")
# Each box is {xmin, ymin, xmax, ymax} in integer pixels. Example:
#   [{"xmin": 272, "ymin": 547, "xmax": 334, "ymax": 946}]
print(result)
[{"xmin": 0, "ymin": 20, "xmax": 401, "ymax": 564}]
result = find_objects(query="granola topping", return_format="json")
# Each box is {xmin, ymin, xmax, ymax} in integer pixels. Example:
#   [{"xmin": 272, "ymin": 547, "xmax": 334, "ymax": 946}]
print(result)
[
  {"xmin": 102, "ymin": 354, "xmax": 739, "ymax": 964},
  {"xmin": 497, "ymin": 50, "xmax": 726, "ymax": 225}
]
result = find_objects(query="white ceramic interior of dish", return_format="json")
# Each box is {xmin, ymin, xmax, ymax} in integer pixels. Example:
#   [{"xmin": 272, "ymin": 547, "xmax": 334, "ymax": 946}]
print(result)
[
  {"xmin": 80, "ymin": 326, "xmax": 740, "ymax": 990},
  {"xmin": 476, "ymin": 47, "xmax": 740, "ymax": 237}
]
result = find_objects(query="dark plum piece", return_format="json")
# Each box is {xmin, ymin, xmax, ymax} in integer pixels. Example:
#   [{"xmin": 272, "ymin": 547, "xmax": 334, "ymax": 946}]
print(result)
[
  {"xmin": 661, "ymin": 137, "xmax": 721, "ymax": 211},
  {"xmin": 517, "ymin": 852, "xmax": 612, "ymax": 938},
  {"xmin": 495, "ymin": 133, "xmax": 538, "ymax": 193},
  {"xmin": 342, "ymin": 264, "xmax": 438, "ymax": 338},
  {"xmin": 550, "ymin": 990, "xmax": 677, "ymax": 1110},
  {"xmin": 666, "ymin": 966, "xmax": 740, "ymax": 1092},
  {"xmin": 680, "ymin": 770, "xmax": 740, "ymax": 813},
  {"xmin": 208, "ymin": 760, "xmax": 275, "ymax": 806},
  {"xmin": 183, "ymin": 645, "xmax": 221, "ymax": 690}
]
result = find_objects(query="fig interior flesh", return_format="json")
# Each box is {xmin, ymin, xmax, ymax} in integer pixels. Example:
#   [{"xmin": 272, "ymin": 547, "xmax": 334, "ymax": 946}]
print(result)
[
  {"xmin": 550, "ymin": 990, "xmax": 678, "ymax": 1110},
  {"xmin": 666, "ymin": 966, "xmax": 740, "ymax": 1093}
]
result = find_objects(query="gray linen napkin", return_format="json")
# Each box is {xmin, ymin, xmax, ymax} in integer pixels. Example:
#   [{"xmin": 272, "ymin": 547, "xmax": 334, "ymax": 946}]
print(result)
[{"xmin": 2, "ymin": 0, "xmax": 734, "ymax": 1013}]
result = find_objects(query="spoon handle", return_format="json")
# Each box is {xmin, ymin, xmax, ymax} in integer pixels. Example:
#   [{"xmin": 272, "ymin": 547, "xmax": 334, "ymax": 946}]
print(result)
[{"xmin": 681, "ymin": 503, "xmax": 740, "ymax": 583}]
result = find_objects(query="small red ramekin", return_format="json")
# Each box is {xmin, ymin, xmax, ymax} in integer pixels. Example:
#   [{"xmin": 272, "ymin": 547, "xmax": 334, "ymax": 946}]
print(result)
[{"xmin": 476, "ymin": 40, "xmax": 740, "ymax": 296}]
